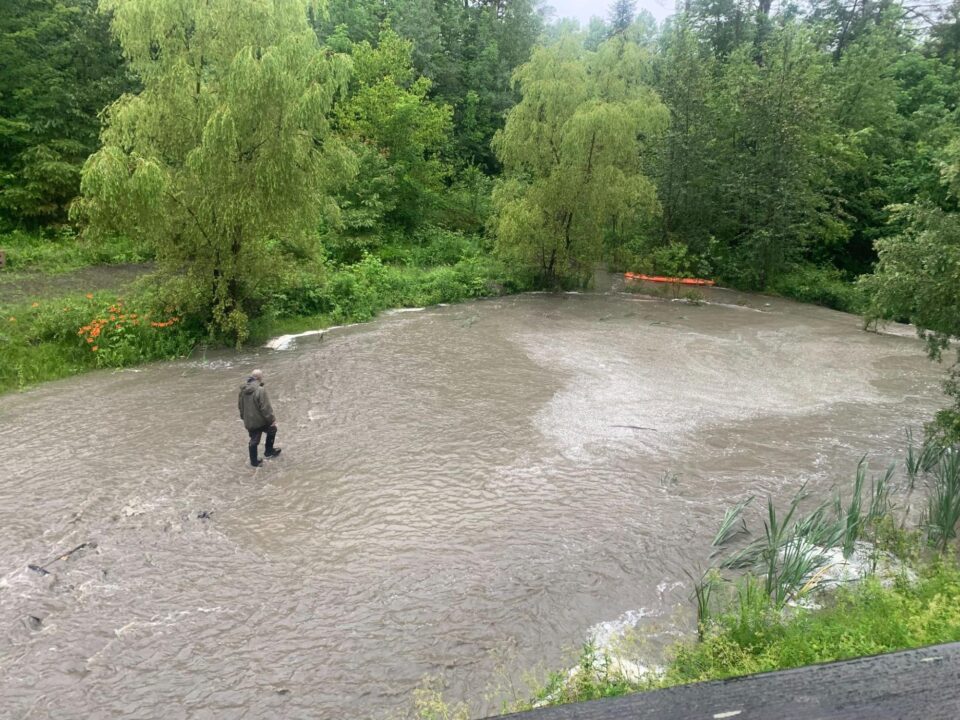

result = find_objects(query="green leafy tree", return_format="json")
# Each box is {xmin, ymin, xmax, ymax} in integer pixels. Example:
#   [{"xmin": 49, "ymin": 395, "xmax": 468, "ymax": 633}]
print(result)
[
  {"xmin": 654, "ymin": 19, "xmax": 719, "ymax": 251},
  {"xmin": 686, "ymin": 0, "xmax": 759, "ymax": 58},
  {"xmin": 309, "ymin": 0, "xmax": 382, "ymax": 45},
  {"xmin": 312, "ymin": 0, "xmax": 543, "ymax": 172},
  {"xmin": 609, "ymin": 0, "xmax": 637, "ymax": 37},
  {"xmin": 928, "ymin": 0, "xmax": 960, "ymax": 70},
  {"xmin": 861, "ymin": 209, "xmax": 960, "ymax": 435},
  {"xmin": 0, "ymin": 0, "xmax": 130, "ymax": 225},
  {"xmin": 584, "ymin": 17, "xmax": 610, "ymax": 51},
  {"xmin": 708, "ymin": 25, "xmax": 840, "ymax": 286},
  {"xmin": 861, "ymin": 134, "xmax": 960, "ymax": 439},
  {"xmin": 491, "ymin": 37, "xmax": 668, "ymax": 284},
  {"xmin": 818, "ymin": 16, "xmax": 906, "ymax": 272},
  {"xmin": 432, "ymin": 0, "xmax": 544, "ymax": 170},
  {"xmin": 74, "ymin": 0, "xmax": 354, "ymax": 341},
  {"xmin": 329, "ymin": 27, "xmax": 453, "ymax": 255}
]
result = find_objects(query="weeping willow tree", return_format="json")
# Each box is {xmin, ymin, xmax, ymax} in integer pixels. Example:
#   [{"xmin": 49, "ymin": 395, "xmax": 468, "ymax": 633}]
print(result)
[
  {"xmin": 73, "ymin": 0, "xmax": 354, "ymax": 340},
  {"xmin": 490, "ymin": 36, "xmax": 668, "ymax": 285}
]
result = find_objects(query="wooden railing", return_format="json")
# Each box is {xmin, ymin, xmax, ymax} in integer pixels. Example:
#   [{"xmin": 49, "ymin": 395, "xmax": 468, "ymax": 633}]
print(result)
[{"xmin": 493, "ymin": 642, "xmax": 960, "ymax": 719}]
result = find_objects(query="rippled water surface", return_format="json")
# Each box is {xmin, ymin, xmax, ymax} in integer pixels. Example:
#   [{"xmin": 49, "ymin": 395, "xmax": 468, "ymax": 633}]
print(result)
[{"xmin": 0, "ymin": 286, "xmax": 945, "ymax": 719}]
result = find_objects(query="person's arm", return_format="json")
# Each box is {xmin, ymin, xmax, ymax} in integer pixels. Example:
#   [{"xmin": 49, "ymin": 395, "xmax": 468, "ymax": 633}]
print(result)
[
  {"xmin": 238, "ymin": 390, "xmax": 244, "ymax": 419},
  {"xmin": 258, "ymin": 388, "xmax": 276, "ymax": 425}
]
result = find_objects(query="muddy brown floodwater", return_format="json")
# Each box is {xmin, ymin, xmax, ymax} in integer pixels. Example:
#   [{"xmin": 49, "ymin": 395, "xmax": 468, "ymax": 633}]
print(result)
[{"xmin": 0, "ymin": 285, "xmax": 946, "ymax": 719}]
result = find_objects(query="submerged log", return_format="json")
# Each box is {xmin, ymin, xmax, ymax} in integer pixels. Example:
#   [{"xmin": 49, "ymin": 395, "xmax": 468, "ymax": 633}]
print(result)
[{"xmin": 28, "ymin": 541, "xmax": 97, "ymax": 575}]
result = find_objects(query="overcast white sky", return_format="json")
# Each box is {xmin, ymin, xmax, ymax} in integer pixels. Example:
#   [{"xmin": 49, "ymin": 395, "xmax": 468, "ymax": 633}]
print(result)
[{"xmin": 545, "ymin": 0, "xmax": 678, "ymax": 25}]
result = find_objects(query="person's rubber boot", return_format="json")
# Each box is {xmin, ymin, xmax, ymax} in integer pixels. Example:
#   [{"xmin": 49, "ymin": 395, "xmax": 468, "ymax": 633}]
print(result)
[
  {"xmin": 249, "ymin": 445, "xmax": 262, "ymax": 467},
  {"xmin": 265, "ymin": 438, "xmax": 282, "ymax": 458}
]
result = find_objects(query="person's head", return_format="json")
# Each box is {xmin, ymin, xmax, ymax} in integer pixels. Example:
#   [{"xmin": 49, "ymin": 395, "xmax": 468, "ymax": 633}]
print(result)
[{"xmin": 251, "ymin": 368, "xmax": 264, "ymax": 384}]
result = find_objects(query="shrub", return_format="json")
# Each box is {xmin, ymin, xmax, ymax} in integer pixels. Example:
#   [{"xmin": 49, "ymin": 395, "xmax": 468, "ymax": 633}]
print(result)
[
  {"xmin": 770, "ymin": 265, "xmax": 865, "ymax": 313},
  {"xmin": 409, "ymin": 227, "xmax": 478, "ymax": 267}
]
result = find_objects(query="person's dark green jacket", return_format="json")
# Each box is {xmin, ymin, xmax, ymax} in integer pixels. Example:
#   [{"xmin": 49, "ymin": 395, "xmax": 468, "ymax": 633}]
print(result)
[{"xmin": 238, "ymin": 378, "xmax": 275, "ymax": 430}]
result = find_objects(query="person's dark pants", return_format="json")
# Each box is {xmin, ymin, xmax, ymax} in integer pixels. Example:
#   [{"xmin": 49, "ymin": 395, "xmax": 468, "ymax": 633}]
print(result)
[{"xmin": 248, "ymin": 424, "xmax": 277, "ymax": 461}]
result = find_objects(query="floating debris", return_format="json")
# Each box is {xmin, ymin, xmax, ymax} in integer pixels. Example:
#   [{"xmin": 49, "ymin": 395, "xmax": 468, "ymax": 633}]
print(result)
[{"xmin": 28, "ymin": 541, "xmax": 97, "ymax": 575}]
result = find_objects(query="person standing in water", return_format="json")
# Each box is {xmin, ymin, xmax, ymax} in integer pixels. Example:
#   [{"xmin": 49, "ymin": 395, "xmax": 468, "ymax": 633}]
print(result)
[{"xmin": 238, "ymin": 368, "xmax": 281, "ymax": 467}]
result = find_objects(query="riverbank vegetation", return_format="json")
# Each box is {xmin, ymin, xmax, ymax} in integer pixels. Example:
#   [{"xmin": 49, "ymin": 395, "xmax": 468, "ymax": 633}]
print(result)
[
  {"xmin": 517, "ymin": 563, "xmax": 960, "ymax": 710},
  {"xmin": 3, "ymin": 0, "xmax": 960, "ymax": 420},
  {"xmin": 0, "ymin": 235, "xmax": 524, "ymax": 389},
  {"xmin": 0, "ymin": 229, "xmax": 149, "ymax": 274},
  {"xmin": 412, "ymin": 440, "xmax": 960, "ymax": 718}
]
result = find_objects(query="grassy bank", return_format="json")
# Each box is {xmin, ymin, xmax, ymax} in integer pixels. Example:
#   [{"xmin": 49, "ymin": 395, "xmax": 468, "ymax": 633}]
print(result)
[
  {"xmin": 504, "ymin": 443, "xmax": 960, "ymax": 714},
  {"xmin": 0, "ymin": 229, "xmax": 151, "ymax": 274},
  {"xmin": 515, "ymin": 561, "xmax": 960, "ymax": 711},
  {"xmin": 0, "ymin": 235, "xmax": 531, "ymax": 392},
  {"xmin": 411, "ymin": 442, "xmax": 960, "ymax": 719},
  {"xmin": 1, "ymin": 290, "xmax": 200, "ymax": 391}
]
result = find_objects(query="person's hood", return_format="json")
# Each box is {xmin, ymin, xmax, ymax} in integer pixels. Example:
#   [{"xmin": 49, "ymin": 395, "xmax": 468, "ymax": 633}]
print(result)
[{"xmin": 241, "ymin": 377, "xmax": 260, "ymax": 394}]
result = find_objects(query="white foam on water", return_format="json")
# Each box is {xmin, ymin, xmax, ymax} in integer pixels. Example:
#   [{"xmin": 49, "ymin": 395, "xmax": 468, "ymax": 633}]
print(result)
[
  {"xmin": 589, "ymin": 607, "xmax": 657, "ymax": 651},
  {"xmin": 265, "ymin": 323, "xmax": 360, "ymax": 351}
]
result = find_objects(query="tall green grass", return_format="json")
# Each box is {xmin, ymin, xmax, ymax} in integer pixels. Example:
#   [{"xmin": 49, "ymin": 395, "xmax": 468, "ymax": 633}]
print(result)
[
  {"xmin": 1, "ymin": 291, "xmax": 201, "ymax": 390},
  {"xmin": 927, "ymin": 449, "xmax": 960, "ymax": 551},
  {"xmin": 658, "ymin": 565, "xmax": 960, "ymax": 688},
  {"xmin": 0, "ymin": 229, "xmax": 150, "ymax": 274}
]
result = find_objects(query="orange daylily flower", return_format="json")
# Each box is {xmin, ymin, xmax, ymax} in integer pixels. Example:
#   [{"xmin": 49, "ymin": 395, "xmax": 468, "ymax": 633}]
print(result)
[{"xmin": 86, "ymin": 293, "xmax": 94, "ymax": 299}]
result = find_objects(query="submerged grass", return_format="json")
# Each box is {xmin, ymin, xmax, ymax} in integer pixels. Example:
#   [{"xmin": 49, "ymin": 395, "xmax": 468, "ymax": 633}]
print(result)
[{"xmin": 711, "ymin": 496, "xmax": 753, "ymax": 550}]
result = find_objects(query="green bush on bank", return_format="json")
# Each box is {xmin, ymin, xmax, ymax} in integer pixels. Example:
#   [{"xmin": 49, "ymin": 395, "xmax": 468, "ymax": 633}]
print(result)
[
  {"xmin": 254, "ymin": 251, "xmax": 528, "ymax": 332},
  {"xmin": 770, "ymin": 265, "xmax": 865, "ymax": 313},
  {"xmin": 1, "ymin": 290, "xmax": 201, "ymax": 390}
]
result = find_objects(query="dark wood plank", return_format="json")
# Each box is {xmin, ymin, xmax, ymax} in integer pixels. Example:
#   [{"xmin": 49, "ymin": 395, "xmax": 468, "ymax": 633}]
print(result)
[{"xmin": 496, "ymin": 642, "xmax": 960, "ymax": 720}]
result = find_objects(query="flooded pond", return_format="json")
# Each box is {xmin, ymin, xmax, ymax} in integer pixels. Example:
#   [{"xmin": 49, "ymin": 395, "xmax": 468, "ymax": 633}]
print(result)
[{"xmin": 0, "ymin": 285, "xmax": 945, "ymax": 718}]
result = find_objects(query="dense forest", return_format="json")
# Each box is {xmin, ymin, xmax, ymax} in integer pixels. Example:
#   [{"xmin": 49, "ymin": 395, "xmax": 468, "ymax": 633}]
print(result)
[{"xmin": 2, "ymin": 0, "xmax": 960, "ymax": 431}]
